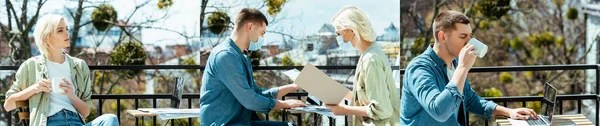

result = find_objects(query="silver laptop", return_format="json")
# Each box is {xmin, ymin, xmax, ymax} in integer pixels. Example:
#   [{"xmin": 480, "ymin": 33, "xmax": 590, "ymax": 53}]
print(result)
[
  {"xmin": 515, "ymin": 82, "xmax": 557, "ymax": 126},
  {"xmin": 139, "ymin": 77, "xmax": 184, "ymax": 112}
]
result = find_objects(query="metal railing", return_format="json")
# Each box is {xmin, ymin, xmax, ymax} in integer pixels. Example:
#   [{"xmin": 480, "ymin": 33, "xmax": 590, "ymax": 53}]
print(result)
[{"xmin": 0, "ymin": 64, "xmax": 599, "ymax": 126}]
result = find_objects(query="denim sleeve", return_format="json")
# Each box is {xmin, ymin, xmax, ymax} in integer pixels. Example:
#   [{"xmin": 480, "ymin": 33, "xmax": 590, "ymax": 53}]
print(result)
[
  {"xmin": 214, "ymin": 51, "xmax": 276, "ymax": 113},
  {"xmin": 406, "ymin": 65, "xmax": 464, "ymax": 122},
  {"xmin": 463, "ymin": 79, "xmax": 498, "ymax": 119},
  {"xmin": 251, "ymin": 81, "xmax": 279, "ymax": 99}
]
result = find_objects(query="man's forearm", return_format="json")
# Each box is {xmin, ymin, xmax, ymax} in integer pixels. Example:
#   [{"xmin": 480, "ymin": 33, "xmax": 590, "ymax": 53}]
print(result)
[
  {"xmin": 277, "ymin": 84, "xmax": 299, "ymax": 99},
  {"xmin": 450, "ymin": 66, "xmax": 470, "ymax": 94},
  {"xmin": 492, "ymin": 105, "xmax": 511, "ymax": 117}
]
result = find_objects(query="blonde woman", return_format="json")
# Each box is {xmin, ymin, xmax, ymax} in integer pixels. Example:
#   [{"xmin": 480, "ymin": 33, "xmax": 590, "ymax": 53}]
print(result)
[
  {"xmin": 3, "ymin": 14, "xmax": 118, "ymax": 126},
  {"xmin": 325, "ymin": 7, "xmax": 400, "ymax": 126}
]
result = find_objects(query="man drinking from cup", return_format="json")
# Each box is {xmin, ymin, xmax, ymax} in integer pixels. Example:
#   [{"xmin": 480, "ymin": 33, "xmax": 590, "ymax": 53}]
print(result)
[{"xmin": 400, "ymin": 10, "xmax": 538, "ymax": 125}]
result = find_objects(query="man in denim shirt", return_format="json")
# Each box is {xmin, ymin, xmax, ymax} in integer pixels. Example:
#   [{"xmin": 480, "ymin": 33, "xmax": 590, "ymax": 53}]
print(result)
[
  {"xmin": 400, "ymin": 10, "xmax": 538, "ymax": 125},
  {"xmin": 200, "ymin": 8, "xmax": 305, "ymax": 126}
]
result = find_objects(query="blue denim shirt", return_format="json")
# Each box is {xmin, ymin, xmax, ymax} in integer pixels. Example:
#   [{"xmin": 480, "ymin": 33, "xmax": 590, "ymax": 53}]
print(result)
[
  {"xmin": 400, "ymin": 45, "xmax": 497, "ymax": 125},
  {"xmin": 200, "ymin": 38, "xmax": 279, "ymax": 126}
]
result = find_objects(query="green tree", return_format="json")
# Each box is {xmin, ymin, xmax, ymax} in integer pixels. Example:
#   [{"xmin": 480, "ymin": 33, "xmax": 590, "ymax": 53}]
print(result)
[
  {"xmin": 265, "ymin": 0, "xmax": 287, "ymax": 16},
  {"xmin": 157, "ymin": 0, "xmax": 173, "ymax": 9},
  {"xmin": 109, "ymin": 41, "xmax": 148, "ymax": 79},
  {"xmin": 207, "ymin": 11, "xmax": 231, "ymax": 34},
  {"xmin": 499, "ymin": 72, "xmax": 514, "ymax": 84},
  {"xmin": 249, "ymin": 51, "xmax": 262, "ymax": 66},
  {"xmin": 91, "ymin": 4, "xmax": 118, "ymax": 31},
  {"xmin": 182, "ymin": 56, "xmax": 198, "ymax": 74},
  {"xmin": 281, "ymin": 55, "xmax": 295, "ymax": 66}
]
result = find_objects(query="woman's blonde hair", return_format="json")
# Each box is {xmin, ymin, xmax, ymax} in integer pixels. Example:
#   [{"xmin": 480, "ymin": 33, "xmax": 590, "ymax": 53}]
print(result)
[
  {"xmin": 331, "ymin": 6, "xmax": 376, "ymax": 43},
  {"xmin": 33, "ymin": 14, "xmax": 68, "ymax": 58}
]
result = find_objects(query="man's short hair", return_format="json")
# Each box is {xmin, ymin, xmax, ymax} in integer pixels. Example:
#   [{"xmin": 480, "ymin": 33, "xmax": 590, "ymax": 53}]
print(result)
[
  {"xmin": 235, "ymin": 8, "xmax": 269, "ymax": 30},
  {"xmin": 432, "ymin": 10, "xmax": 470, "ymax": 41}
]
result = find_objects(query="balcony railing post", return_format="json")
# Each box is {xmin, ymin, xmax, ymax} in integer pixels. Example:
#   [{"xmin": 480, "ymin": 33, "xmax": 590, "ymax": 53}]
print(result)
[
  {"xmin": 595, "ymin": 64, "xmax": 600, "ymax": 125},
  {"xmin": 117, "ymin": 99, "xmax": 121, "ymax": 122},
  {"xmin": 135, "ymin": 99, "xmax": 139, "ymax": 125},
  {"xmin": 188, "ymin": 98, "xmax": 192, "ymax": 126}
]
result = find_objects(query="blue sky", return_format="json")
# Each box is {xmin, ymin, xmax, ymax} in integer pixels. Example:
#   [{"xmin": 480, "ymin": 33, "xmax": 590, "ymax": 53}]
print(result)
[{"xmin": 3, "ymin": 0, "xmax": 400, "ymax": 47}]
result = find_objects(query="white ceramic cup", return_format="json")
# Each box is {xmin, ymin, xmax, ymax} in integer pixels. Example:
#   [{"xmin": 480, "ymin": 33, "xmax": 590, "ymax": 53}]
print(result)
[
  {"xmin": 51, "ymin": 77, "xmax": 64, "ymax": 93},
  {"xmin": 468, "ymin": 38, "xmax": 488, "ymax": 58}
]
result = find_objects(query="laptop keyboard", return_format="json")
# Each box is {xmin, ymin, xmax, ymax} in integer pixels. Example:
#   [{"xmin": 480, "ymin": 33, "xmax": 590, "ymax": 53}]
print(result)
[{"xmin": 526, "ymin": 117, "xmax": 547, "ymax": 126}]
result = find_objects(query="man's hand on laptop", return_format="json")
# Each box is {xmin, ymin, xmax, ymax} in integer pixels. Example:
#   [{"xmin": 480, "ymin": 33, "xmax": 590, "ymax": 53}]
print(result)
[
  {"xmin": 282, "ymin": 99, "xmax": 306, "ymax": 108},
  {"xmin": 509, "ymin": 108, "xmax": 538, "ymax": 120}
]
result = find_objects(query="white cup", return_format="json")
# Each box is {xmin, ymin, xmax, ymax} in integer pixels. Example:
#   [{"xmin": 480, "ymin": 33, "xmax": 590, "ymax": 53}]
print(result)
[
  {"xmin": 468, "ymin": 38, "xmax": 488, "ymax": 58},
  {"xmin": 51, "ymin": 77, "xmax": 64, "ymax": 93}
]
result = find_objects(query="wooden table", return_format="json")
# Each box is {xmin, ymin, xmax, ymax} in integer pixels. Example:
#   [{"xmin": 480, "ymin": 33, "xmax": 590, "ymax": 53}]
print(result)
[{"xmin": 496, "ymin": 114, "xmax": 594, "ymax": 126}]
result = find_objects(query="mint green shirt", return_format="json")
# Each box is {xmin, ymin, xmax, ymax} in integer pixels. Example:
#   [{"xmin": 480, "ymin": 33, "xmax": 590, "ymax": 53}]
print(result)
[
  {"xmin": 5, "ymin": 54, "xmax": 93, "ymax": 126},
  {"xmin": 350, "ymin": 43, "xmax": 401, "ymax": 126}
]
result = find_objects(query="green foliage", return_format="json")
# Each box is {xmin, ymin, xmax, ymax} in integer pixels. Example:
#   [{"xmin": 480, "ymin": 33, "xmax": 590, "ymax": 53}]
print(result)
[
  {"xmin": 531, "ymin": 48, "xmax": 543, "ymax": 59},
  {"xmin": 157, "ymin": 0, "xmax": 173, "ymax": 9},
  {"xmin": 85, "ymin": 108, "xmax": 98, "ymax": 122},
  {"xmin": 556, "ymin": 36, "xmax": 565, "ymax": 47},
  {"xmin": 410, "ymin": 37, "xmax": 427, "ymax": 56},
  {"xmin": 207, "ymin": 11, "xmax": 230, "ymax": 34},
  {"xmin": 566, "ymin": 8, "xmax": 578, "ymax": 20},
  {"xmin": 524, "ymin": 71, "xmax": 534, "ymax": 79},
  {"xmin": 499, "ymin": 72, "xmax": 513, "ymax": 84},
  {"xmin": 265, "ymin": 0, "xmax": 287, "ymax": 16},
  {"xmin": 94, "ymin": 71, "xmax": 112, "ymax": 88},
  {"xmin": 109, "ymin": 42, "xmax": 147, "ymax": 79},
  {"xmin": 281, "ymin": 55, "xmax": 295, "ymax": 66},
  {"xmin": 553, "ymin": 0, "xmax": 565, "ymax": 5},
  {"xmin": 110, "ymin": 87, "xmax": 129, "ymax": 112},
  {"xmin": 510, "ymin": 37, "xmax": 524, "ymax": 50},
  {"xmin": 91, "ymin": 4, "xmax": 117, "ymax": 31},
  {"xmin": 479, "ymin": 20, "xmax": 490, "ymax": 30},
  {"xmin": 482, "ymin": 87, "xmax": 503, "ymax": 97},
  {"xmin": 249, "ymin": 51, "xmax": 262, "ymax": 66},
  {"xmin": 475, "ymin": 0, "xmax": 511, "ymax": 20},
  {"xmin": 527, "ymin": 93, "xmax": 544, "ymax": 113},
  {"xmin": 528, "ymin": 32, "xmax": 555, "ymax": 47},
  {"xmin": 182, "ymin": 56, "xmax": 198, "ymax": 74}
]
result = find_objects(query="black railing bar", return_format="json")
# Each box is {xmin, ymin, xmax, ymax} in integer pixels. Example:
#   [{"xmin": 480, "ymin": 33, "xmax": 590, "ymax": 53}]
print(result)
[
  {"xmin": 135, "ymin": 98, "xmax": 139, "ymax": 125},
  {"xmin": 578, "ymin": 100, "xmax": 582, "ymax": 113},
  {"xmin": 117, "ymin": 98, "xmax": 121, "ymax": 122},
  {"xmin": 469, "ymin": 64, "xmax": 599, "ymax": 72},
  {"xmin": 0, "ymin": 65, "xmax": 400, "ymax": 71},
  {"xmin": 153, "ymin": 98, "xmax": 157, "ymax": 126},
  {"xmin": 188, "ymin": 98, "xmax": 193, "ymax": 126},
  {"xmin": 1, "ymin": 64, "xmax": 597, "ymax": 72},
  {"xmin": 559, "ymin": 100, "xmax": 563, "ymax": 114},
  {"xmin": 484, "ymin": 94, "xmax": 598, "ymax": 102}
]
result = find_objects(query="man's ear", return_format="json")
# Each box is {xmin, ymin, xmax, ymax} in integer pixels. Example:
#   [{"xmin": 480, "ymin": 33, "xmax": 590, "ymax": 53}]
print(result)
[
  {"xmin": 437, "ymin": 30, "xmax": 446, "ymax": 44},
  {"xmin": 246, "ymin": 22, "xmax": 254, "ymax": 31}
]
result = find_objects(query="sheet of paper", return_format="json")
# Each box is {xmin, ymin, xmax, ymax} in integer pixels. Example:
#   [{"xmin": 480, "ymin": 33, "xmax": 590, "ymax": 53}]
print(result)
[
  {"xmin": 138, "ymin": 108, "xmax": 200, "ymax": 114},
  {"xmin": 283, "ymin": 69, "xmax": 301, "ymax": 81},
  {"xmin": 158, "ymin": 113, "xmax": 201, "ymax": 120},
  {"xmin": 508, "ymin": 118, "xmax": 529, "ymax": 126},
  {"xmin": 290, "ymin": 105, "xmax": 335, "ymax": 117}
]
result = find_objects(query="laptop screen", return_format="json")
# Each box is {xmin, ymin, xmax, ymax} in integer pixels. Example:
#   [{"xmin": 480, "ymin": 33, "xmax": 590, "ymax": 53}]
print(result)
[
  {"xmin": 540, "ymin": 83, "xmax": 557, "ymax": 122},
  {"xmin": 170, "ymin": 77, "xmax": 184, "ymax": 109}
]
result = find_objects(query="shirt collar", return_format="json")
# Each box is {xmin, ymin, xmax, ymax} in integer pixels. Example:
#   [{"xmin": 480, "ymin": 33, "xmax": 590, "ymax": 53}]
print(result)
[
  {"xmin": 228, "ymin": 37, "xmax": 245, "ymax": 55},
  {"xmin": 423, "ymin": 44, "xmax": 457, "ymax": 68}
]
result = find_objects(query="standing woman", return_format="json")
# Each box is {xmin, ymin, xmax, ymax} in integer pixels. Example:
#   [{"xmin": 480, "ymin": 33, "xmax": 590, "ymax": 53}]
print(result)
[
  {"xmin": 3, "ymin": 14, "xmax": 119, "ymax": 126},
  {"xmin": 325, "ymin": 7, "xmax": 400, "ymax": 126}
]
